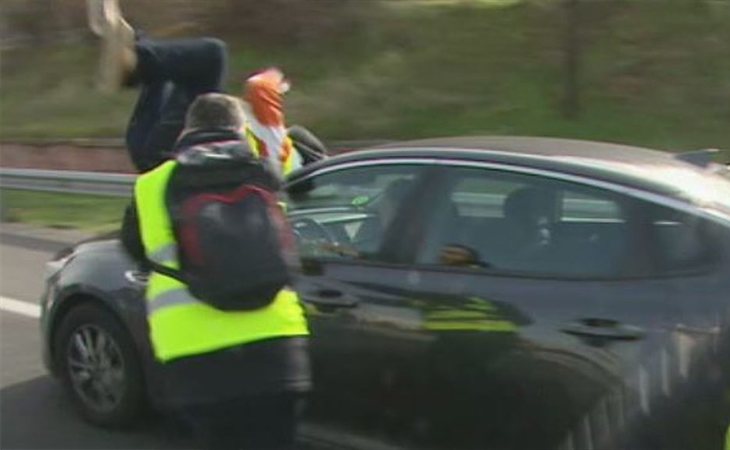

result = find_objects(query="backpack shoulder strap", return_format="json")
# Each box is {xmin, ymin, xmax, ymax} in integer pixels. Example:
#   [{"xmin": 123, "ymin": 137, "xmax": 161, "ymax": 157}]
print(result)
[{"xmin": 146, "ymin": 259, "xmax": 187, "ymax": 284}]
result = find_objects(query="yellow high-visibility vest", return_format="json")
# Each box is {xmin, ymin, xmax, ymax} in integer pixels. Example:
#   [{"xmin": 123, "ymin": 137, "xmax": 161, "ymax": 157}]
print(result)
[
  {"xmin": 135, "ymin": 160, "xmax": 308, "ymax": 363},
  {"xmin": 245, "ymin": 128, "xmax": 300, "ymax": 176}
]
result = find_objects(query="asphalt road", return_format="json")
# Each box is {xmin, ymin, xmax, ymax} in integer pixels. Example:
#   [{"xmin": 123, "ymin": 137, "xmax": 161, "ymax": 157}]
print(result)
[{"xmin": 0, "ymin": 230, "xmax": 189, "ymax": 449}]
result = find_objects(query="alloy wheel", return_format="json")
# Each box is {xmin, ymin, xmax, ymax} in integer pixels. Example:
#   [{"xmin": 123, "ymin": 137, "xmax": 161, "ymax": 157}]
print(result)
[{"xmin": 65, "ymin": 324, "xmax": 126, "ymax": 413}]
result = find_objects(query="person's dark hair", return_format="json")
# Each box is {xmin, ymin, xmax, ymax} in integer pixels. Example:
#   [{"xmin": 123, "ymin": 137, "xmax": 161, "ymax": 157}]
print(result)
[{"xmin": 185, "ymin": 93, "xmax": 245, "ymax": 131}]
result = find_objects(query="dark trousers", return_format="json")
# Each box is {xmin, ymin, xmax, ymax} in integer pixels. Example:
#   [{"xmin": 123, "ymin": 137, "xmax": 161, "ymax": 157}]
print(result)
[
  {"xmin": 126, "ymin": 36, "xmax": 228, "ymax": 172},
  {"xmin": 178, "ymin": 393, "xmax": 304, "ymax": 450}
]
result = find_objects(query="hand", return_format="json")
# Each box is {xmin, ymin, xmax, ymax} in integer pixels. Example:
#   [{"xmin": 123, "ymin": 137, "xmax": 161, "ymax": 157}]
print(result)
[
  {"xmin": 439, "ymin": 245, "xmax": 481, "ymax": 267},
  {"xmin": 319, "ymin": 242, "xmax": 359, "ymax": 258}
]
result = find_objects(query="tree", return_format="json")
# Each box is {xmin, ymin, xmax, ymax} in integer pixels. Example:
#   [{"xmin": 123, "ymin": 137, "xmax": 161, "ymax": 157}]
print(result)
[{"xmin": 562, "ymin": 0, "xmax": 582, "ymax": 119}]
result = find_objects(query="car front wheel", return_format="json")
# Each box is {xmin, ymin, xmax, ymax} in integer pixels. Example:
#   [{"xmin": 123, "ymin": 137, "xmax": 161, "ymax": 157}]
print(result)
[{"xmin": 54, "ymin": 302, "xmax": 146, "ymax": 427}]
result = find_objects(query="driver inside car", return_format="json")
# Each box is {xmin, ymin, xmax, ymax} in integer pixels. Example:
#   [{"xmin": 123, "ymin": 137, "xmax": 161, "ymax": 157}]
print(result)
[
  {"xmin": 318, "ymin": 179, "xmax": 413, "ymax": 258},
  {"xmin": 435, "ymin": 186, "xmax": 556, "ymax": 269}
]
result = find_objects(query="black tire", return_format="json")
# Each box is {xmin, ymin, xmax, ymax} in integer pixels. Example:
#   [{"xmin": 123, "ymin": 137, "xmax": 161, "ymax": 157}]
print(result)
[{"xmin": 54, "ymin": 302, "xmax": 147, "ymax": 428}]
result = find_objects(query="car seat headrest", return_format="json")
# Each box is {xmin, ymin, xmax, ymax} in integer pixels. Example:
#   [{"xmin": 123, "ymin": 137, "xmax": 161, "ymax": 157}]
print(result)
[{"xmin": 503, "ymin": 187, "xmax": 554, "ymax": 224}]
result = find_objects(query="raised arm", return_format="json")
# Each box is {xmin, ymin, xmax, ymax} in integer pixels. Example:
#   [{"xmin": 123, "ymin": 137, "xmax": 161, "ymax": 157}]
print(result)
[{"xmin": 242, "ymin": 68, "xmax": 301, "ymax": 177}]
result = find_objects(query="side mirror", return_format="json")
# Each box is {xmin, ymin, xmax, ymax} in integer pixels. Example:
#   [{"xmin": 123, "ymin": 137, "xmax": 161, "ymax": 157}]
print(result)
[{"xmin": 288, "ymin": 125, "xmax": 328, "ymax": 165}]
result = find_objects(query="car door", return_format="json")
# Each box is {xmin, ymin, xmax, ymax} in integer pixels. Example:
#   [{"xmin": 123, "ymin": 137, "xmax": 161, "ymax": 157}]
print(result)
[
  {"xmin": 284, "ymin": 159, "xmax": 439, "ymax": 447},
  {"xmin": 613, "ymin": 199, "xmax": 730, "ymax": 450},
  {"xmin": 391, "ymin": 161, "xmax": 724, "ymax": 450}
]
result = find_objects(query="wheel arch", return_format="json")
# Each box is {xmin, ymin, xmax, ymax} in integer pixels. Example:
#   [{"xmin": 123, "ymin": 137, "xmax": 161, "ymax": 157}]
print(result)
[{"xmin": 48, "ymin": 291, "xmax": 132, "ymax": 376}]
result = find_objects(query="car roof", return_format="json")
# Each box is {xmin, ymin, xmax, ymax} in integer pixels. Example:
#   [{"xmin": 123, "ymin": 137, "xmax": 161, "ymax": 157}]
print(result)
[
  {"xmin": 292, "ymin": 136, "xmax": 728, "ymax": 209},
  {"xmin": 377, "ymin": 136, "xmax": 671, "ymax": 162}
]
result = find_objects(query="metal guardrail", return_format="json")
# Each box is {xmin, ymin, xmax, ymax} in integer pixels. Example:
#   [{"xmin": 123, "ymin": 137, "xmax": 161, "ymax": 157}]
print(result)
[
  {"xmin": 0, "ymin": 140, "xmax": 391, "ymax": 197},
  {"xmin": 0, "ymin": 168, "xmax": 135, "ymax": 197}
]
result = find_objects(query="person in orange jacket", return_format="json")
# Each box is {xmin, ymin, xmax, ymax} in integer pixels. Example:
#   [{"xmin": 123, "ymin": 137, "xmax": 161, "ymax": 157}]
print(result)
[{"xmin": 87, "ymin": 0, "xmax": 324, "ymax": 176}]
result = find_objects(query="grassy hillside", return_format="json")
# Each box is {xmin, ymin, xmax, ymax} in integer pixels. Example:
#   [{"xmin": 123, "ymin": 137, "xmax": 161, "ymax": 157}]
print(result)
[{"xmin": 1, "ymin": 0, "xmax": 729, "ymax": 156}]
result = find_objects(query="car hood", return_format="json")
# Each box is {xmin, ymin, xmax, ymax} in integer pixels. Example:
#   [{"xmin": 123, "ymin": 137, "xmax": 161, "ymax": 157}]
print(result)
[{"xmin": 52, "ymin": 230, "xmax": 122, "ymax": 260}]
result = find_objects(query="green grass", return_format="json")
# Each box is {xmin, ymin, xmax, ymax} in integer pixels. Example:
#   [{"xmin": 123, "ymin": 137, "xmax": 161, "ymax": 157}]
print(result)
[
  {"xmin": 0, "ymin": 189, "xmax": 128, "ymax": 232},
  {"xmin": 1, "ymin": 1, "xmax": 729, "ymax": 157}
]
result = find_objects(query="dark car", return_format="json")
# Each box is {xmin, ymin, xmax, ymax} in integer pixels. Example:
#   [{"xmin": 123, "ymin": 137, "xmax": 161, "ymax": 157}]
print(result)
[{"xmin": 40, "ymin": 137, "xmax": 730, "ymax": 450}]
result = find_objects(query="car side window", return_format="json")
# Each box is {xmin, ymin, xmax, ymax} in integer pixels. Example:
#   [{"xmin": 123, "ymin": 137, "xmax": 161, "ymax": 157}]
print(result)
[
  {"xmin": 417, "ymin": 167, "xmax": 631, "ymax": 278},
  {"xmin": 285, "ymin": 164, "xmax": 424, "ymax": 261},
  {"xmin": 560, "ymin": 191, "xmax": 622, "ymax": 222},
  {"xmin": 638, "ymin": 202, "xmax": 720, "ymax": 275}
]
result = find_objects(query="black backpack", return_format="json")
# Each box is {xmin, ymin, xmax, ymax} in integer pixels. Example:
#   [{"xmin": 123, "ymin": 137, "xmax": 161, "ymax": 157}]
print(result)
[{"xmin": 150, "ymin": 142, "xmax": 295, "ymax": 311}]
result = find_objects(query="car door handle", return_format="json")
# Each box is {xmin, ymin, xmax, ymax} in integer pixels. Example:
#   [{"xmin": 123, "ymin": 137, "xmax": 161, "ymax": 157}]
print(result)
[
  {"xmin": 562, "ymin": 318, "xmax": 645, "ymax": 340},
  {"xmin": 303, "ymin": 289, "xmax": 358, "ymax": 310},
  {"xmin": 124, "ymin": 270, "xmax": 149, "ymax": 287}
]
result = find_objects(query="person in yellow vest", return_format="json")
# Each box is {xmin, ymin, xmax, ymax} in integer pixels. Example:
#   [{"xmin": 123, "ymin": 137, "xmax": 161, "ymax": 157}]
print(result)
[
  {"xmin": 120, "ymin": 93, "xmax": 310, "ymax": 450},
  {"xmin": 86, "ymin": 0, "xmax": 321, "ymax": 176}
]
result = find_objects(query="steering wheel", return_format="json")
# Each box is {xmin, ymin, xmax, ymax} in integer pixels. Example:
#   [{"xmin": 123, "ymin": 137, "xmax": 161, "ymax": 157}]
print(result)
[{"xmin": 290, "ymin": 217, "xmax": 338, "ymax": 245}]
